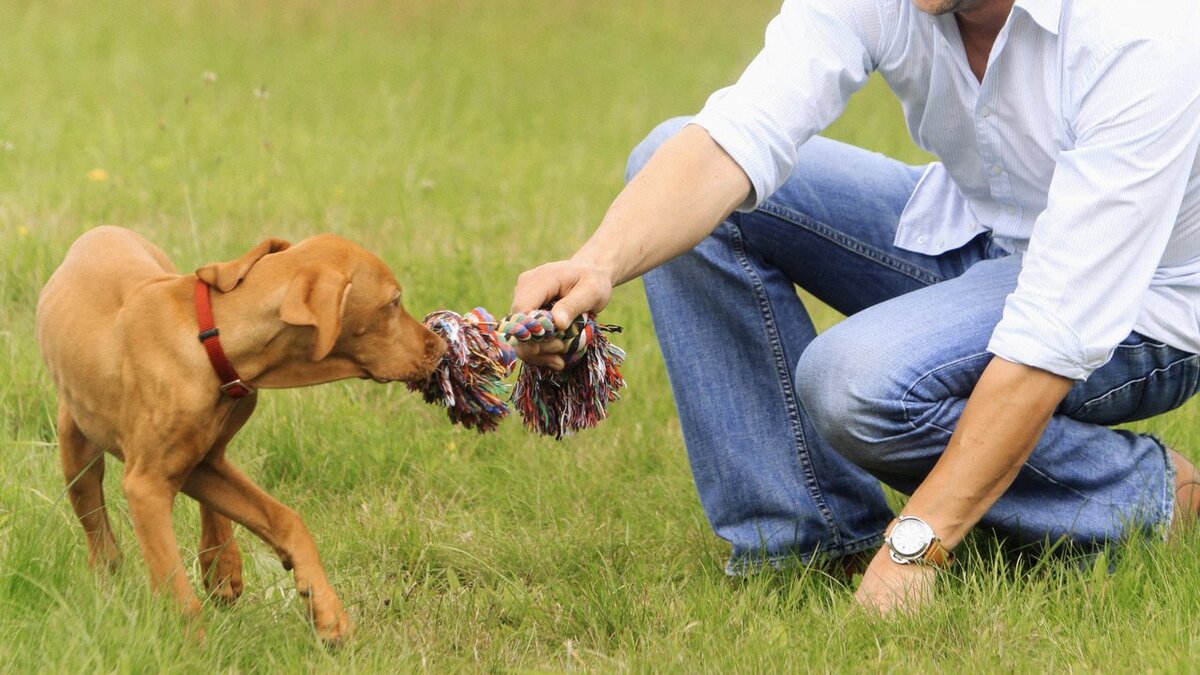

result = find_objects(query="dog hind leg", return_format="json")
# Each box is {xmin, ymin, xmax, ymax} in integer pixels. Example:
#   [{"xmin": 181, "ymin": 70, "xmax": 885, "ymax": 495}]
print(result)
[
  {"xmin": 57, "ymin": 403, "xmax": 121, "ymax": 572},
  {"xmin": 196, "ymin": 398, "xmax": 253, "ymax": 604},
  {"xmin": 198, "ymin": 506, "xmax": 243, "ymax": 603}
]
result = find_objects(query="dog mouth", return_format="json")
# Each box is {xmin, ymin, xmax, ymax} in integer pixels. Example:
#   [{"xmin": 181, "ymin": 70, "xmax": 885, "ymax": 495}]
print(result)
[
  {"xmin": 360, "ymin": 369, "xmax": 396, "ymax": 383},
  {"xmin": 360, "ymin": 367, "xmax": 433, "ymax": 384}
]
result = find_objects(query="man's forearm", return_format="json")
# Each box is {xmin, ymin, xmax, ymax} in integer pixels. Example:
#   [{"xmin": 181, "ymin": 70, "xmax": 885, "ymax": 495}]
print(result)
[
  {"xmin": 903, "ymin": 357, "xmax": 1075, "ymax": 548},
  {"xmin": 572, "ymin": 124, "xmax": 751, "ymax": 286}
]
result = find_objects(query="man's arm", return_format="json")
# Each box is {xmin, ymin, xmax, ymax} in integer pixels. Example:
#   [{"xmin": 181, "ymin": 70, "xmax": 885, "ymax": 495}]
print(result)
[
  {"xmin": 902, "ymin": 358, "xmax": 1072, "ymax": 547},
  {"xmin": 510, "ymin": 124, "xmax": 750, "ymax": 368},
  {"xmin": 855, "ymin": 358, "xmax": 1072, "ymax": 613},
  {"xmin": 512, "ymin": 0, "xmax": 888, "ymax": 368}
]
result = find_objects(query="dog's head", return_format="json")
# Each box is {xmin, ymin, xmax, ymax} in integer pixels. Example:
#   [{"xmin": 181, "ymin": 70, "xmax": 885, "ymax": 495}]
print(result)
[{"xmin": 197, "ymin": 234, "xmax": 446, "ymax": 385}]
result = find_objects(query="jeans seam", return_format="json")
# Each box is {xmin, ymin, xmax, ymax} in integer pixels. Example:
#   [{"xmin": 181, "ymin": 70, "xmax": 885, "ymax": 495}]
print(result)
[
  {"xmin": 1019, "ymin": 463, "xmax": 1114, "ymax": 505},
  {"xmin": 1074, "ymin": 353, "xmax": 1200, "ymax": 414},
  {"xmin": 758, "ymin": 201, "xmax": 943, "ymax": 286},
  {"xmin": 1152, "ymin": 434, "xmax": 1175, "ymax": 541},
  {"xmin": 727, "ymin": 220, "xmax": 844, "ymax": 549},
  {"xmin": 900, "ymin": 351, "xmax": 993, "ymax": 433}
]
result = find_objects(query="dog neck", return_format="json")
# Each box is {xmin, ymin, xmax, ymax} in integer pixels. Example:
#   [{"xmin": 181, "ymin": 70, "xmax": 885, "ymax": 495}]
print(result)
[{"xmin": 199, "ymin": 277, "xmax": 364, "ymax": 390}]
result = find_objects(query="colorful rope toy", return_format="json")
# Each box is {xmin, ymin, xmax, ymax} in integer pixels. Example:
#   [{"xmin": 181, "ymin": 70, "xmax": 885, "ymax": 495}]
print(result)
[{"xmin": 410, "ymin": 308, "xmax": 626, "ymax": 438}]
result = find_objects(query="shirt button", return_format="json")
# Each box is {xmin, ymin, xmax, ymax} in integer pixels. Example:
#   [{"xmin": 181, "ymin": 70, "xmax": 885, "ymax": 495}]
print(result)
[
  {"xmin": 917, "ymin": 235, "xmax": 928, "ymax": 244},
  {"xmin": 979, "ymin": 106, "xmax": 991, "ymax": 118},
  {"xmin": 1005, "ymin": 205, "xmax": 1017, "ymax": 215},
  {"xmin": 989, "ymin": 164, "xmax": 1003, "ymax": 176}
]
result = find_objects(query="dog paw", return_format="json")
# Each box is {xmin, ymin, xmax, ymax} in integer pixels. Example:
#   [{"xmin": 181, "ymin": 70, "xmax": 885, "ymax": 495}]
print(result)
[
  {"xmin": 88, "ymin": 548, "xmax": 123, "ymax": 575},
  {"xmin": 315, "ymin": 609, "xmax": 352, "ymax": 647},
  {"xmin": 186, "ymin": 619, "xmax": 208, "ymax": 645},
  {"xmin": 304, "ymin": 591, "xmax": 351, "ymax": 646},
  {"xmin": 200, "ymin": 543, "xmax": 244, "ymax": 604},
  {"xmin": 204, "ymin": 575, "xmax": 244, "ymax": 605}
]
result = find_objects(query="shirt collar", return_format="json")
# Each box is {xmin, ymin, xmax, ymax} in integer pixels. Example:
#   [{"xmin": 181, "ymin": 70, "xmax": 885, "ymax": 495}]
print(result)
[{"xmin": 1014, "ymin": 0, "xmax": 1062, "ymax": 35}]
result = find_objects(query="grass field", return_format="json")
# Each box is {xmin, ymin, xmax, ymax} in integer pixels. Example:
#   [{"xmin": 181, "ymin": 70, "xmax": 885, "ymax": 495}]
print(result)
[{"xmin": 3, "ymin": 1, "xmax": 1200, "ymax": 672}]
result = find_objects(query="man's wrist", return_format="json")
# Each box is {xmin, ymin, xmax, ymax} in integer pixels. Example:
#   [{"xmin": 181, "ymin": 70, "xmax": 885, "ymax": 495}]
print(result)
[{"xmin": 569, "ymin": 250, "xmax": 621, "ymax": 287}]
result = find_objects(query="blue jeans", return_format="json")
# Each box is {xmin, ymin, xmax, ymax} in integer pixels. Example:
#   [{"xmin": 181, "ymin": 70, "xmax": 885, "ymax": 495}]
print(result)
[{"xmin": 633, "ymin": 117, "xmax": 1200, "ymax": 574}]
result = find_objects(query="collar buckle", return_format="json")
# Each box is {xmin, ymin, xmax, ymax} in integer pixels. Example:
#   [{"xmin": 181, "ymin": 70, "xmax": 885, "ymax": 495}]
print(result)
[{"xmin": 219, "ymin": 379, "xmax": 254, "ymax": 398}]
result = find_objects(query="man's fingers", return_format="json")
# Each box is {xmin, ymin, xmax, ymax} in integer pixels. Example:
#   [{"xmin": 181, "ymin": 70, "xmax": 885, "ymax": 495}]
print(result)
[
  {"xmin": 511, "ymin": 261, "xmax": 613, "ymax": 334},
  {"xmin": 550, "ymin": 281, "xmax": 609, "ymax": 330},
  {"xmin": 512, "ymin": 343, "xmax": 566, "ymax": 371},
  {"xmin": 538, "ymin": 339, "xmax": 566, "ymax": 355},
  {"xmin": 550, "ymin": 300, "xmax": 578, "ymax": 331},
  {"xmin": 533, "ymin": 355, "xmax": 566, "ymax": 371},
  {"xmin": 514, "ymin": 340, "xmax": 565, "ymax": 358},
  {"xmin": 511, "ymin": 263, "xmax": 572, "ymax": 315}
]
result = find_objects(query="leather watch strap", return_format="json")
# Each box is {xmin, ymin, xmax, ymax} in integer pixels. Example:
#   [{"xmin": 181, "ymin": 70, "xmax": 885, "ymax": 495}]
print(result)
[{"xmin": 921, "ymin": 538, "xmax": 954, "ymax": 568}]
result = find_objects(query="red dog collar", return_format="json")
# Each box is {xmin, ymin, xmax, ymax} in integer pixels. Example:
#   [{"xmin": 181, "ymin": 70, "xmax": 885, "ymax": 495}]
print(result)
[{"xmin": 194, "ymin": 279, "xmax": 253, "ymax": 398}]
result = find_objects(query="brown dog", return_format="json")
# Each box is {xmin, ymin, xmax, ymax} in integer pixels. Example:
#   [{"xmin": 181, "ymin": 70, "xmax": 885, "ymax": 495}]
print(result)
[{"xmin": 36, "ymin": 226, "xmax": 445, "ymax": 643}]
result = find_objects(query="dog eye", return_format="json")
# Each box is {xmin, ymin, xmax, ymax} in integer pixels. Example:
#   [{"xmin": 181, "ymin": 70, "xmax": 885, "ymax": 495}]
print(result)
[{"xmin": 388, "ymin": 292, "xmax": 402, "ymax": 307}]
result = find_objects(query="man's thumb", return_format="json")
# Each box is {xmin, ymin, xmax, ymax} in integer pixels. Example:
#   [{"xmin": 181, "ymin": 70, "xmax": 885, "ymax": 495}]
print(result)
[{"xmin": 550, "ymin": 300, "xmax": 578, "ymax": 331}]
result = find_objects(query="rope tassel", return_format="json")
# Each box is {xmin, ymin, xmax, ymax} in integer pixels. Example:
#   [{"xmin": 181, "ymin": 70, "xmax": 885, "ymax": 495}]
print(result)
[
  {"xmin": 502, "ymin": 311, "xmax": 627, "ymax": 439},
  {"xmin": 408, "ymin": 308, "xmax": 515, "ymax": 433},
  {"xmin": 411, "ymin": 308, "xmax": 627, "ymax": 438}
]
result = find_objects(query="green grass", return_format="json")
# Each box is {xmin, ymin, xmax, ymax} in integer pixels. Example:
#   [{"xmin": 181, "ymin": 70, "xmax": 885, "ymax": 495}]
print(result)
[{"xmin": 2, "ymin": 0, "xmax": 1199, "ymax": 672}]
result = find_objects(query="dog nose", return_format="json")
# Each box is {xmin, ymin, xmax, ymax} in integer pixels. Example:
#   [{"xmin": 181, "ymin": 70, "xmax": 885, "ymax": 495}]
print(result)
[
  {"xmin": 409, "ymin": 333, "xmax": 446, "ymax": 382},
  {"xmin": 426, "ymin": 332, "xmax": 447, "ymax": 361}
]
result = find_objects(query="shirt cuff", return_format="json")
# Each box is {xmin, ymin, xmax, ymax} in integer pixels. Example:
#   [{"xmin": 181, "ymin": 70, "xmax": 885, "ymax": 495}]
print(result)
[
  {"xmin": 987, "ymin": 293, "xmax": 1106, "ymax": 381},
  {"xmin": 687, "ymin": 114, "xmax": 773, "ymax": 213}
]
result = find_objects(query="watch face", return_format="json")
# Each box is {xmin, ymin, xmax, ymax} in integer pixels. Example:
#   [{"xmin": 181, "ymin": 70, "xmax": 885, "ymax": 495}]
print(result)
[{"xmin": 890, "ymin": 518, "xmax": 933, "ymax": 557}]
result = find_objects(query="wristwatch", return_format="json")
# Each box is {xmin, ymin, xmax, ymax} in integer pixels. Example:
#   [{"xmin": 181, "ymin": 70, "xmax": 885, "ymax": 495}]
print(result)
[{"xmin": 884, "ymin": 516, "xmax": 953, "ymax": 568}]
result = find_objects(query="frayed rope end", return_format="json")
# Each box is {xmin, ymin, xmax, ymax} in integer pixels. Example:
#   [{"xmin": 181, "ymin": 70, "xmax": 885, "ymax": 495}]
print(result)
[
  {"xmin": 509, "ymin": 313, "xmax": 627, "ymax": 439},
  {"xmin": 408, "ymin": 308, "xmax": 515, "ymax": 433}
]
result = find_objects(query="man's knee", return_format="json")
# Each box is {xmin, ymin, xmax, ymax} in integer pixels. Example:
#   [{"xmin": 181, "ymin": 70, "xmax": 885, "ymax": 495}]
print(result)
[
  {"xmin": 795, "ymin": 328, "xmax": 906, "ymax": 469},
  {"xmin": 626, "ymin": 116, "xmax": 692, "ymax": 183}
]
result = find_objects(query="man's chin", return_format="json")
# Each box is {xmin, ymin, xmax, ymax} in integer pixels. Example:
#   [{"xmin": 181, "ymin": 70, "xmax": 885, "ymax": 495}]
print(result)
[{"xmin": 912, "ymin": 0, "xmax": 983, "ymax": 16}]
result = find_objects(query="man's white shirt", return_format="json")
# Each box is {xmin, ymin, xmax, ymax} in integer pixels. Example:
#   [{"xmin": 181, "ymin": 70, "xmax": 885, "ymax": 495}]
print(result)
[{"xmin": 691, "ymin": 0, "xmax": 1200, "ymax": 380}]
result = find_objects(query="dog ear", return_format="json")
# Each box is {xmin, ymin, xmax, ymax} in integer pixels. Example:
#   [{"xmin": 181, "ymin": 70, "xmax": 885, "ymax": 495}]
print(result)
[
  {"xmin": 196, "ymin": 238, "xmax": 291, "ymax": 292},
  {"xmin": 279, "ymin": 269, "xmax": 353, "ymax": 361}
]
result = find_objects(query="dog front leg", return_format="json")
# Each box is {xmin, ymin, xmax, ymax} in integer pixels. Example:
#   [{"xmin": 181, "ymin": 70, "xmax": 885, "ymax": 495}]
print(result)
[
  {"xmin": 199, "ymin": 506, "xmax": 243, "ymax": 603},
  {"xmin": 199, "ymin": 392, "xmax": 254, "ymax": 604},
  {"xmin": 182, "ymin": 458, "xmax": 350, "ymax": 644},
  {"xmin": 121, "ymin": 465, "xmax": 202, "ymax": 618}
]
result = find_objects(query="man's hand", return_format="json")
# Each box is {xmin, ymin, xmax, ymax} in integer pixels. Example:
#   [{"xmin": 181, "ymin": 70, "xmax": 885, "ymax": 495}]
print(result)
[
  {"xmin": 854, "ymin": 546, "xmax": 938, "ymax": 615},
  {"xmin": 509, "ymin": 259, "xmax": 614, "ymax": 371}
]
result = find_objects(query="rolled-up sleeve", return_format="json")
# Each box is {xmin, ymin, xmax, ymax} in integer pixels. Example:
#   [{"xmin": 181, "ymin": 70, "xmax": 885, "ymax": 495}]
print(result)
[
  {"xmin": 689, "ymin": 0, "xmax": 886, "ymax": 210},
  {"xmin": 988, "ymin": 37, "xmax": 1200, "ymax": 380}
]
